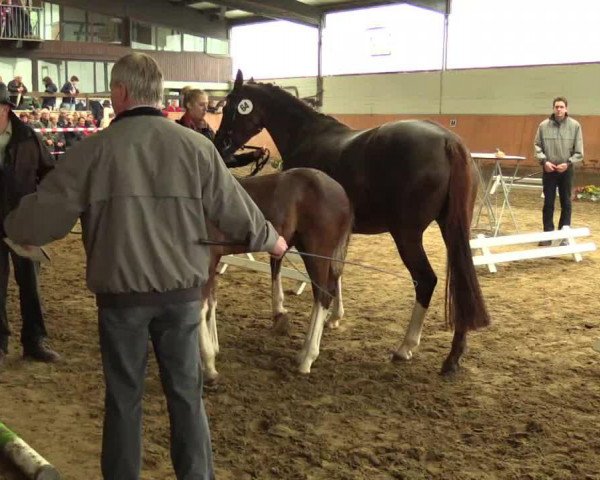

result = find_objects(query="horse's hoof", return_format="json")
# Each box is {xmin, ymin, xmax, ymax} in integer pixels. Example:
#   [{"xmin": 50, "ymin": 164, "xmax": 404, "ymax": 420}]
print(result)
[
  {"xmin": 326, "ymin": 319, "xmax": 340, "ymax": 329},
  {"xmin": 297, "ymin": 364, "xmax": 311, "ymax": 375},
  {"xmin": 440, "ymin": 359, "xmax": 459, "ymax": 376},
  {"xmin": 272, "ymin": 313, "xmax": 291, "ymax": 336},
  {"xmin": 204, "ymin": 371, "xmax": 220, "ymax": 385},
  {"xmin": 391, "ymin": 348, "xmax": 412, "ymax": 362}
]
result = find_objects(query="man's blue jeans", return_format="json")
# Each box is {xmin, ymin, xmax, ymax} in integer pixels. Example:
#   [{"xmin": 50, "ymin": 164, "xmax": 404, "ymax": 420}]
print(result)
[{"xmin": 98, "ymin": 300, "xmax": 214, "ymax": 480}]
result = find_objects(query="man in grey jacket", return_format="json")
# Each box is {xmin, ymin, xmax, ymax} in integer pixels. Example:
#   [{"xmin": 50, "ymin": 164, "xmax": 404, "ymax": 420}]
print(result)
[
  {"xmin": 4, "ymin": 53, "xmax": 287, "ymax": 480},
  {"xmin": 534, "ymin": 96, "xmax": 583, "ymax": 246}
]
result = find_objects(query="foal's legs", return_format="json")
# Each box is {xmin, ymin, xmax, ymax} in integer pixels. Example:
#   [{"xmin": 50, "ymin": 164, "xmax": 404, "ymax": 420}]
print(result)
[
  {"xmin": 207, "ymin": 290, "xmax": 219, "ymax": 355},
  {"xmin": 325, "ymin": 276, "xmax": 344, "ymax": 329},
  {"xmin": 270, "ymin": 257, "xmax": 290, "ymax": 335},
  {"xmin": 296, "ymin": 254, "xmax": 335, "ymax": 373},
  {"xmin": 199, "ymin": 285, "xmax": 219, "ymax": 382},
  {"xmin": 389, "ymin": 229, "xmax": 437, "ymax": 362}
]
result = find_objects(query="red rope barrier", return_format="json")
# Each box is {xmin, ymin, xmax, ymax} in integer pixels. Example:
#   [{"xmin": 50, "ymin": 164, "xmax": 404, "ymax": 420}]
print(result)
[{"xmin": 33, "ymin": 127, "xmax": 104, "ymax": 133}]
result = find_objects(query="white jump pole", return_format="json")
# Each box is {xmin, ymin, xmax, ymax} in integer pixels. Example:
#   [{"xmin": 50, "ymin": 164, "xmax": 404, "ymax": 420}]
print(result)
[{"xmin": 0, "ymin": 421, "xmax": 60, "ymax": 480}]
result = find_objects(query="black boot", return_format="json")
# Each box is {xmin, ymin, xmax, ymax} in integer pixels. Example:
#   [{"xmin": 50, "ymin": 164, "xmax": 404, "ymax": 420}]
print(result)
[{"xmin": 23, "ymin": 339, "xmax": 60, "ymax": 362}]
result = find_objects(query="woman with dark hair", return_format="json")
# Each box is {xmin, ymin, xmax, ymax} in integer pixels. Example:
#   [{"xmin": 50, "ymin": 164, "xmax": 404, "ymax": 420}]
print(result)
[{"xmin": 41, "ymin": 76, "xmax": 58, "ymax": 109}]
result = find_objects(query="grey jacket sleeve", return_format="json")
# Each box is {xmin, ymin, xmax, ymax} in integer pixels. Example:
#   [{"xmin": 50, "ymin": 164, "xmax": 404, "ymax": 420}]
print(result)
[
  {"xmin": 569, "ymin": 123, "xmax": 584, "ymax": 165},
  {"xmin": 4, "ymin": 151, "xmax": 87, "ymax": 246},
  {"xmin": 534, "ymin": 125, "xmax": 547, "ymax": 164},
  {"xmin": 199, "ymin": 143, "xmax": 278, "ymax": 253}
]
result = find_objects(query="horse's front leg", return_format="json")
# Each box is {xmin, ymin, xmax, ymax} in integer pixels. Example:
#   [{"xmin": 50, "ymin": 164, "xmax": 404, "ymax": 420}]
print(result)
[
  {"xmin": 271, "ymin": 257, "xmax": 291, "ymax": 335},
  {"xmin": 325, "ymin": 276, "xmax": 344, "ymax": 329}
]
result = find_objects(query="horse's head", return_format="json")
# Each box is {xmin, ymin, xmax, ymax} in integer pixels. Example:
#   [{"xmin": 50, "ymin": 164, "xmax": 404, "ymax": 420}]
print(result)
[{"xmin": 214, "ymin": 70, "xmax": 265, "ymax": 158}]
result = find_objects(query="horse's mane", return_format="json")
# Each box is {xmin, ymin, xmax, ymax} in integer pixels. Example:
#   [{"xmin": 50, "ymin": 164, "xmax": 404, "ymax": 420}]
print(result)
[{"xmin": 247, "ymin": 81, "xmax": 343, "ymax": 129}]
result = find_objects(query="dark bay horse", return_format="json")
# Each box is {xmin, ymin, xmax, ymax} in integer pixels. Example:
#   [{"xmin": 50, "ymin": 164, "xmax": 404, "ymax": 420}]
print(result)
[
  {"xmin": 200, "ymin": 168, "xmax": 353, "ymax": 380},
  {"xmin": 214, "ymin": 70, "xmax": 490, "ymax": 374}
]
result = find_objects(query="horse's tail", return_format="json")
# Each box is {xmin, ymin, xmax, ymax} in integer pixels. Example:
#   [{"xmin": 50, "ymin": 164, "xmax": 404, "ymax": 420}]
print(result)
[
  {"xmin": 331, "ymin": 210, "xmax": 353, "ymax": 280},
  {"xmin": 443, "ymin": 136, "xmax": 491, "ymax": 332}
]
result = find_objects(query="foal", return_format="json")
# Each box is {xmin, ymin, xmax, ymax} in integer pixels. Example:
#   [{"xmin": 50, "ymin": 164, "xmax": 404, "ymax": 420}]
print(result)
[{"xmin": 199, "ymin": 168, "xmax": 353, "ymax": 380}]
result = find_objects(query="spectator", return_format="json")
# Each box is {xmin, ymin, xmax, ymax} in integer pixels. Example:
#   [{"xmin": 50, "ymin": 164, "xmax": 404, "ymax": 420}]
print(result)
[
  {"xmin": 60, "ymin": 75, "xmax": 78, "ymax": 110},
  {"xmin": 534, "ymin": 96, "xmax": 584, "ymax": 246},
  {"xmin": 41, "ymin": 76, "xmax": 58, "ymax": 110},
  {"xmin": 164, "ymin": 98, "xmax": 182, "ymax": 113},
  {"xmin": 18, "ymin": 112, "xmax": 28, "ymax": 123},
  {"xmin": 7, "ymin": 75, "xmax": 27, "ymax": 107},
  {"xmin": 0, "ymin": 83, "xmax": 59, "ymax": 366},
  {"xmin": 32, "ymin": 108, "xmax": 57, "ymax": 153},
  {"xmin": 48, "ymin": 113, "xmax": 66, "ymax": 158}
]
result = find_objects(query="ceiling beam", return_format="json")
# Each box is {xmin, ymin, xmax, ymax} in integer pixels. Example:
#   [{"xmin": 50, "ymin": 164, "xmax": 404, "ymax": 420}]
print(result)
[
  {"xmin": 51, "ymin": 0, "xmax": 229, "ymax": 38},
  {"xmin": 210, "ymin": 0, "xmax": 322, "ymax": 27}
]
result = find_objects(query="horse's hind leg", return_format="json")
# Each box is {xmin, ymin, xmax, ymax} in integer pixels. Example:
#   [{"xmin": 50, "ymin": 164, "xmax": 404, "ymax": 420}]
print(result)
[
  {"xmin": 207, "ymin": 287, "xmax": 219, "ymax": 355},
  {"xmin": 389, "ymin": 229, "xmax": 437, "ymax": 362},
  {"xmin": 296, "ymin": 254, "xmax": 333, "ymax": 373},
  {"xmin": 325, "ymin": 276, "xmax": 344, "ymax": 329},
  {"xmin": 199, "ymin": 289, "xmax": 219, "ymax": 382},
  {"xmin": 270, "ymin": 257, "xmax": 291, "ymax": 335}
]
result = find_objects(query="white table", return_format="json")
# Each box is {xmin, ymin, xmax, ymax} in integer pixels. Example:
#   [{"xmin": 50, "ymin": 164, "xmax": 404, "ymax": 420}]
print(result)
[{"xmin": 471, "ymin": 152, "xmax": 526, "ymax": 237}]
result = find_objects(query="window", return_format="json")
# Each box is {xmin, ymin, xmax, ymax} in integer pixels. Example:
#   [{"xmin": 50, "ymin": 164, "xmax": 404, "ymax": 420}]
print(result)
[
  {"xmin": 183, "ymin": 33, "xmax": 204, "ymax": 53},
  {"xmin": 88, "ymin": 13, "xmax": 123, "ymax": 44},
  {"xmin": 67, "ymin": 61, "xmax": 94, "ymax": 93},
  {"xmin": 38, "ymin": 60, "xmax": 66, "ymax": 91},
  {"xmin": 131, "ymin": 21, "xmax": 155, "ymax": 50},
  {"xmin": 43, "ymin": 2, "xmax": 60, "ymax": 40},
  {"xmin": 448, "ymin": 0, "xmax": 600, "ymax": 68},
  {"xmin": 322, "ymin": 4, "xmax": 444, "ymax": 75},
  {"xmin": 231, "ymin": 21, "xmax": 317, "ymax": 78},
  {"xmin": 156, "ymin": 27, "xmax": 181, "ymax": 52},
  {"xmin": 95, "ymin": 62, "xmax": 106, "ymax": 92},
  {"xmin": 0, "ymin": 58, "xmax": 33, "ymax": 90},
  {"xmin": 61, "ymin": 6, "xmax": 86, "ymax": 41},
  {"xmin": 206, "ymin": 37, "xmax": 229, "ymax": 55}
]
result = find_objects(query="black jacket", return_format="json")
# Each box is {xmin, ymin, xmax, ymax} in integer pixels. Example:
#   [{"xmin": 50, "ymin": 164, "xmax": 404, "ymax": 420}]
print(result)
[
  {"xmin": 1, "ymin": 112, "xmax": 55, "ymax": 221},
  {"xmin": 42, "ymin": 82, "xmax": 58, "ymax": 109}
]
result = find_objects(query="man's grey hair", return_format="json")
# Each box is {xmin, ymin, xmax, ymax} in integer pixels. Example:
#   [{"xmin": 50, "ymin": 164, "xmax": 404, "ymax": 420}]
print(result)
[{"xmin": 110, "ymin": 53, "xmax": 163, "ymax": 106}]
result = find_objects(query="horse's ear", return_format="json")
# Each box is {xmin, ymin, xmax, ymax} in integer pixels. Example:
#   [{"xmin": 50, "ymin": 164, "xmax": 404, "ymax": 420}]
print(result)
[{"xmin": 234, "ymin": 70, "xmax": 244, "ymax": 90}]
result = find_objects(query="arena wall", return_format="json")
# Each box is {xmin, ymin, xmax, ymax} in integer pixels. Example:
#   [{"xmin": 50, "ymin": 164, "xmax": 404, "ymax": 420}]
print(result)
[{"xmin": 263, "ymin": 63, "xmax": 600, "ymax": 171}]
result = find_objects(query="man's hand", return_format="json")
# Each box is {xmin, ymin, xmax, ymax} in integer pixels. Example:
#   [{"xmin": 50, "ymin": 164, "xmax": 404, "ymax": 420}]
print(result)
[
  {"xmin": 555, "ymin": 163, "xmax": 569, "ymax": 173},
  {"xmin": 543, "ymin": 162, "xmax": 556, "ymax": 173},
  {"xmin": 270, "ymin": 236, "xmax": 288, "ymax": 259}
]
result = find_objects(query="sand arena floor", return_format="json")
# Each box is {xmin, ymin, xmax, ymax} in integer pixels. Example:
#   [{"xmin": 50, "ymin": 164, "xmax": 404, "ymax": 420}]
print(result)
[{"xmin": 0, "ymin": 180, "xmax": 599, "ymax": 480}]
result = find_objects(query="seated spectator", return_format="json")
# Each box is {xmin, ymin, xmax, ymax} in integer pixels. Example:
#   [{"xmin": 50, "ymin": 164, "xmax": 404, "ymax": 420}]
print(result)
[
  {"xmin": 86, "ymin": 113, "xmax": 97, "ymax": 127},
  {"xmin": 164, "ymin": 99, "xmax": 182, "ymax": 113},
  {"xmin": 72, "ymin": 115, "xmax": 92, "ymax": 143},
  {"xmin": 48, "ymin": 113, "xmax": 66, "ymax": 157},
  {"xmin": 18, "ymin": 112, "xmax": 29, "ymax": 124},
  {"xmin": 32, "ymin": 108, "xmax": 60, "ymax": 153}
]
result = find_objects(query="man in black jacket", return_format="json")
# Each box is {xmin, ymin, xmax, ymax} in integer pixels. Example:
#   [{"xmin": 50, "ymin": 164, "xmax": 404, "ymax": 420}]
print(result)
[{"xmin": 0, "ymin": 84, "xmax": 59, "ymax": 366}]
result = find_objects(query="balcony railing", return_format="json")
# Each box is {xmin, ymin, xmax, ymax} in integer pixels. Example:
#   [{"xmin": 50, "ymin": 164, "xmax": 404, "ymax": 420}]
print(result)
[{"xmin": 0, "ymin": 5, "xmax": 42, "ymax": 41}]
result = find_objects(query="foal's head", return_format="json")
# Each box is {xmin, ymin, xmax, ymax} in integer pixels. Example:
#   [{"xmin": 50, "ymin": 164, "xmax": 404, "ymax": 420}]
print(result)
[{"xmin": 214, "ymin": 70, "xmax": 266, "ymax": 158}]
